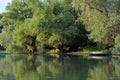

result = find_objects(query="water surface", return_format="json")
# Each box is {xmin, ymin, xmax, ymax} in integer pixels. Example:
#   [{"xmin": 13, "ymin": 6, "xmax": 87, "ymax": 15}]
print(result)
[{"xmin": 0, "ymin": 53, "xmax": 120, "ymax": 80}]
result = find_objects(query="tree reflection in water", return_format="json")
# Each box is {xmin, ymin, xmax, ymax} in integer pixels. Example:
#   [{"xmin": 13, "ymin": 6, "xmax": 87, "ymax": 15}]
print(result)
[
  {"xmin": 0, "ymin": 54, "xmax": 120, "ymax": 80},
  {"xmin": 87, "ymin": 59, "xmax": 120, "ymax": 80}
]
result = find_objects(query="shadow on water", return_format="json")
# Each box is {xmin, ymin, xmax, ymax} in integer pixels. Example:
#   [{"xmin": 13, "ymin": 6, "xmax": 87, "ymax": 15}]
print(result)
[{"xmin": 0, "ymin": 53, "xmax": 120, "ymax": 80}]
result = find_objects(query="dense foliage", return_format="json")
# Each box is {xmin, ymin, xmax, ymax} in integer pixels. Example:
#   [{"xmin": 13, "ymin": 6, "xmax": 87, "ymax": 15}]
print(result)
[
  {"xmin": 72, "ymin": 0, "xmax": 120, "ymax": 51},
  {"xmin": 0, "ymin": 0, "xmax": 120, "ymax": 54}
]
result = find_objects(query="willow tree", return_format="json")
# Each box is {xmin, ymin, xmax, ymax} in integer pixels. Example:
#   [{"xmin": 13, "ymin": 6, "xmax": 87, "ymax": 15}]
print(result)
[
  {"xmin": 12, "ymin": 0, "xmax": 87, "ymax": 54},
  {"xmin": 0, "ymin": 12, "xmax": 15, "ymax": 48},
  {"xmin": 0, "ymin": 0, "xmax": 88, "ymax": 55},
  {"xmin": 72, "ymin": 0, "xmax": 120, "ymax": 48},
  {"xmin": 45, "ymin": 0, "xmax": 87, "ymax": 54},
  {"xmin": 0, "ymin": 0, "xmax": 44, "ymax": 54}
]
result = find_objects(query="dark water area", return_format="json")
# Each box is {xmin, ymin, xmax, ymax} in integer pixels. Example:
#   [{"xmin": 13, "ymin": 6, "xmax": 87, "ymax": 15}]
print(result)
[{"xmin": 0, "ymin": 53, "xmax": 120, "ymax": 80}]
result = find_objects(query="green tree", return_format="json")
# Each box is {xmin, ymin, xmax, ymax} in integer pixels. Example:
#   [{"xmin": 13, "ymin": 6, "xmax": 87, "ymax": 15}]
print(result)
[
  {"xmin": 0, "ymin": 0, "xmax": 44, "ymax": 54},
  {"xmin": 0, "ymin": 12, "xmax": 15, "ymax": 48},
  {"xmin": 47, "ymin": 0, "xmax": 87, "ymax": 53},
  {"xmin": 0, "ymin": 0, "xmax": 88, "ymax": 54},
  {"xmin": 72, "ymin": 0, "xmax": 120, "ymax": 48}
]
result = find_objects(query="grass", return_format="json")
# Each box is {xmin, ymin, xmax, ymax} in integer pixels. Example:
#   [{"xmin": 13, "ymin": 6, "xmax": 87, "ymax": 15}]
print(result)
[{"xmin": 81, "ymin": 45, "xmax": 105, "ymax": 52}]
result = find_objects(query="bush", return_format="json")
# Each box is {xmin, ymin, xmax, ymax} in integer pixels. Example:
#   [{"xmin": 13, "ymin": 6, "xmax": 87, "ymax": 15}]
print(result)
[
  {"xmin": 0, "ymin": 45, "xmax": 5, "ymax": 50},
  {"xmin": 81, "ymin": 45, "xmax": 105, "ymax": 52},
  {"xmin": 112, "ymin": 35, "xmax": 120, "ymax": 53}
]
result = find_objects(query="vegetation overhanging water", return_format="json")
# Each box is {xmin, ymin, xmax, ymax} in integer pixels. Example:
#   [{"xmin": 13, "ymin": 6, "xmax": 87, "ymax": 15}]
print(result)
[{"xmin": 0, "ymin": 0, "xmax": 120, "ymax": 80}]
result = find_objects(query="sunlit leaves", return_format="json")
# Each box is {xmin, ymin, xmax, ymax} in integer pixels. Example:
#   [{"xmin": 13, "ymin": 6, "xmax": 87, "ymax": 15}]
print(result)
[
  {"xmin": 112, "ymin": 35, "xmax": 120, "ymax": 53},
  {"xmin": 0, "ymin": 0, "xmax": 87, "ymax": 52},
  {"xmin": 72, "ymin": 0, "xmax": 120, "ymax": 47}
]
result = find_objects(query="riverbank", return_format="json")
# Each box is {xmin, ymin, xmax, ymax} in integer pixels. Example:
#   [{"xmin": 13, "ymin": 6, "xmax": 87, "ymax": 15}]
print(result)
[
  {"xmin": 46, "ymin": 51, "xmax": 120, "ymax": 59},
  {"xmin": 1, "ymin": 50, "xmax": 120, "ymax": 59}
]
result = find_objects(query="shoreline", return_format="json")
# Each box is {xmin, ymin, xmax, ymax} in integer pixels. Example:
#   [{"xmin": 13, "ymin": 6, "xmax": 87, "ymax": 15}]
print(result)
[{"xmin": 0, "ymin": 50, "xmax": 120, "ymax": 58}]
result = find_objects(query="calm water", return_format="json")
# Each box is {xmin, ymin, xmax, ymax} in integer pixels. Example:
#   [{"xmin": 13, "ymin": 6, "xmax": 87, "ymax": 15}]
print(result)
[{"xmin": 0, "ymin": 53, "xmax": 120, "ymax": 80}]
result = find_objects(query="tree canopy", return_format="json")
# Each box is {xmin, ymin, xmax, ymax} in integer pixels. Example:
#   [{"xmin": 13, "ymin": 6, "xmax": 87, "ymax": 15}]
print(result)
[
  {"xmin": 72, "ymin": 0, "xmax": 120, "ymax": 49},
  {"xmin": 0, "ymin": 0, "xmax": 120, "ymax": 54}
]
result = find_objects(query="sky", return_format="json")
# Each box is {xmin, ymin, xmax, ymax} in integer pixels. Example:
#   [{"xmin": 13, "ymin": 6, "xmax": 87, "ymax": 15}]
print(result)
[{"xmin": 0, "ymin": 0, "xmax": 12, "ymax": 13}]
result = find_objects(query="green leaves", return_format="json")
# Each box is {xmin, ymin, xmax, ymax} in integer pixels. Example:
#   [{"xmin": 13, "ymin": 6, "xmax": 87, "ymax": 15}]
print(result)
[
  {"xmin": 72, "ymin": 0, "xmax": 120, "ymax": 48},
  {"xmin": 0, "ymin": 0, "xmax": 103, "ymax": 53},
  {"xmin": 112, "ymin": 35, "xmax": 120, "ymax": 53}
]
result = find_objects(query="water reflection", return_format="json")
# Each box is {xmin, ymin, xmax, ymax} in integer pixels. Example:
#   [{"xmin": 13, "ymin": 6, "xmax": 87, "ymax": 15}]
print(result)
[
  {"xmin": 0, "ymin": 54, "xmax": 120, "ymax": 80},
  {"xmin": 87, "ymin": 61, "xmax": 115, "ymax": 80}
]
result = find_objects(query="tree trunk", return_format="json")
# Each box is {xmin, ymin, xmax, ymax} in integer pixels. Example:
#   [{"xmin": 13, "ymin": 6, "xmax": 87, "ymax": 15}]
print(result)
[
  {"xmin": 58, "ymin": 44, "xmax": 64, "ymax": 61},
  {"xmin": 28, "ymin": 36, "xmax": 37, "ymax": 55}
]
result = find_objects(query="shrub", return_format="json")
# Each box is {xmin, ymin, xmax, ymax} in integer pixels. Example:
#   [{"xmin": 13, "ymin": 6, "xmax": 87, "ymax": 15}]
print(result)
[
  {"xmin": 0, "ymin": 45, "xmax": 5, "ymax": 50},
  {"xmin": 112, "ymin": 35, "xmax": 120, "ymax": 53},
  {"xmin": 81, "ymin": 45, "xmax": 105, "ymax": 52}
]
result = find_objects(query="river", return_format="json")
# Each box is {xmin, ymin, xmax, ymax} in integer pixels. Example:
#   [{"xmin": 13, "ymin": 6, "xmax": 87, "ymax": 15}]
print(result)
[{"xmin": 0, "ymin": 53, "xmax": 120, "ymax": 80}]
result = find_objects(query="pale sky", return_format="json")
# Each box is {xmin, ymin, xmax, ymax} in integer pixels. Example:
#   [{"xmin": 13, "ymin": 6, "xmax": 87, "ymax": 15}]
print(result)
[{"xmin": 0, "ymin": 0, "xmax": 12, "ymax": 13}]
